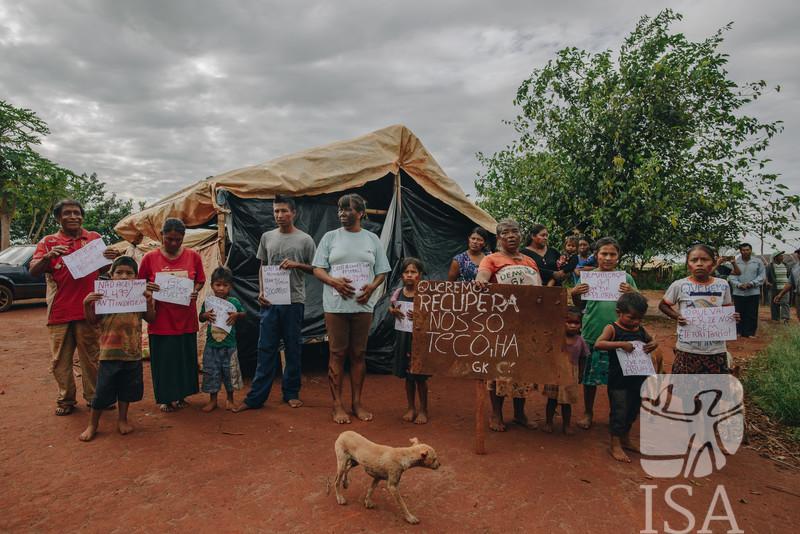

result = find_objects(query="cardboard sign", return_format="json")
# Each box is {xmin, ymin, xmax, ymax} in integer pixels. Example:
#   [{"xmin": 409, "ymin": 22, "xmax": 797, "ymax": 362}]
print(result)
[
  {"xmin": 394, "ymin": 301, "xmax": 413, "ymax": 333},
  {"xmin": 153, "ymin": 272, "xmax": 193, "ymax": 306},
  {"xmin": 679, "ymin": 307, "xmax": 737, "ymax": 342},
  {"xmin": 580, "ymin": 271, "xmax": 627, "ymax": 301},
  {"xmin": 261, "ymin": 265, "xmax": 291, "ymax": 305},
  {"xmin": 410, "ymin": 281, "xmax": 572, "ymax": 384},
  {"xmin": 204, "ymin": 295, "xmax": 236, "ymax": 333},
  {"xmin": 616, "ymin": 341, "xmax": 656, "ymax": 376},
  {"xmin": 61, "ymin": 238, "xmax": 111, "ymax": 279},
  {"xmin": 330, "ymin": 262, "xmax": 371, "ymax": 297},
  {"xmin": 94, "ymin": 280, "xmax": 147, "ymax": 314}
]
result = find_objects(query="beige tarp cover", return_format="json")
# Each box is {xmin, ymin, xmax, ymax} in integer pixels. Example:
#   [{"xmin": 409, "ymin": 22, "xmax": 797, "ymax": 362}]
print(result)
[{"xmin": 115, "ymin": 124, "xmax": 496, "ymax": 243}]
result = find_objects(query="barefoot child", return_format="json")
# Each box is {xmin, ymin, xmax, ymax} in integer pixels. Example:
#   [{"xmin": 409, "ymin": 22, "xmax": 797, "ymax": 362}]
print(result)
[
  {"xmin": 80, "ymin": 256, "xmax": 156, "ymax": 441},
  {"xmin": 389, "ymin": 258, "xmax": 431, "ymax": 424},
  {"xmin": 542, "ymin": 307, "xmax": 587, "ymax": 434},
  {"xmin": 659, "ymin": 244, "xmax": 739, "ymax": 374},
  {"xmin": 570, "ymin": 237, "xmax": 638, "ymax": 429},
  {"xmin": 199, "ymin": 266, "xmax": 245, "ymax": 412},
  {"xmin": 593, "ymin": 292, "xmax": 657, "ymax": 462}
]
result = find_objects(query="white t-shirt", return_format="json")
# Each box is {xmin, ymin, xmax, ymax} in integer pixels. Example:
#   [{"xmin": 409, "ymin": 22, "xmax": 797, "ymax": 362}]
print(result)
[{"xmin": 663, "ymin": 276, "xmax": 733, "ymax": 354}]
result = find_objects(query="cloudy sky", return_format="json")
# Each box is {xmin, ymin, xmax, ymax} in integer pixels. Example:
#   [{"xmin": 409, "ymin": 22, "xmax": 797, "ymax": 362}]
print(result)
[{"xmin": 2, "ymin": 0, "xmax": 798, "ymax": 249}]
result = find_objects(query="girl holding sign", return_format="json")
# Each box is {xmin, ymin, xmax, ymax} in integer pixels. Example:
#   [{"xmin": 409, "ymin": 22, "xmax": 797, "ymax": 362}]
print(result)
[
  {"xmin": 570, "ymin": 237, "xmax": 637, "ymax": 430},
  {"xmin": 139, "ymin": 218, "xmax": 206, "ymax": 413},
  {"xmin": 312, "ymin": 194, "xmax": 391, "ymax": 424},
  {"xmin": 659, "ymin": 244, "xmax": 739, "ymax": 374},
  {"xmin": 389, "ymin": 258, "xmax": 430, "ymax": 424},
  {"xmin": 594, "ymin": 292, "xmax": 658, "ymax": 463}
]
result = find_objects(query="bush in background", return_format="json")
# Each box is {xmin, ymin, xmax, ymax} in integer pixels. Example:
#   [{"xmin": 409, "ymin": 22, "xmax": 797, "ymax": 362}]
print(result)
[{"xmin": 744, "ymin": 328, "xmax": 800, "ymax": 427}]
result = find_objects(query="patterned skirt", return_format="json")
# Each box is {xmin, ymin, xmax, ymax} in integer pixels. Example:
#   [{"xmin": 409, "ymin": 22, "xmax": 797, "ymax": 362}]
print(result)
[
  {"xmin": 488, "ymin": 378, "xmax": 536, "ymax": 398},
  {"xmin": 543, "ymin": 363, "xmax": 579, "ymax": 404},
  {"xmin": 581, "ymin": 346, "xmax": 608, "ymax": 386},
  {"xmin": 671, "ymin": 350, "xmax": 730, "ymax": 374}
]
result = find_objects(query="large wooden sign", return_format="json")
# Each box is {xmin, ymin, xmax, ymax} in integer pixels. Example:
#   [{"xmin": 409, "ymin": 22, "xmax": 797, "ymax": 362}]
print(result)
[{"xmin": 410, "ymin": 281, "xmax": 572, "ymax": 385}]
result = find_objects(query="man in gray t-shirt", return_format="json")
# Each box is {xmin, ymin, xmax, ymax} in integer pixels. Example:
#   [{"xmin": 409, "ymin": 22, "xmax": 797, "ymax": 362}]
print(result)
[{"xmin": 236, "ymin": 196, "xmax": 316, "ymax": 412}]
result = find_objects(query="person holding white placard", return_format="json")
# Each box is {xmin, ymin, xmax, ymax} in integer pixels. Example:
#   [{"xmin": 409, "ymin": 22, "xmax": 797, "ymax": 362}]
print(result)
[
  {"xmin": 199, "ymin": 267, "xmax": 245, "ymax": 412},
  {"xmin": 138, "ymin": 218, "xmax": 205, "ymax": 413},
  {"xmin": 388, "ymin": 258, "xmax": 430, "ymax": 424},
  {"xmin": 312, "ymin": 194, "xmax": 391, "ymax": 424},
  {"xmin": 594, "ymin": 292, "xmax": 658, "ymax": 463},
  {"xmin": 569, "ymin": 237, "xmax": 637, "ymax": 430},
  {"xmin": 79, "ymin": 257, "xmax": 156, "ymax": 441},
  {"xmin": 660, "ymin": 244, "xmax": 739, "ymax": 374},
  {"xmin": 29, "ymin": 199, "xmax": 120, "ymax": 416},
  {"xmin": 236, "ymin": 195, "xmax": 316, "ymax": 412}
]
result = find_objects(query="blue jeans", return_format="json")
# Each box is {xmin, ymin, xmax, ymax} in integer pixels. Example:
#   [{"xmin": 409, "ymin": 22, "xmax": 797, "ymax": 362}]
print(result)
[{"xmin": 244, "ymin": 303, "xmax": 304, "ymax": 408}]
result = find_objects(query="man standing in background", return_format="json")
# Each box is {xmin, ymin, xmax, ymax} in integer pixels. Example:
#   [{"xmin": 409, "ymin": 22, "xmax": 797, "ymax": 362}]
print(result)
[
  {"xmin": 729, "ymin": 243, "xmax": 766, "ymax": 337},
  {"xmin": 766, "ymin": 251, "xmax": 791, "ymax": 324}
]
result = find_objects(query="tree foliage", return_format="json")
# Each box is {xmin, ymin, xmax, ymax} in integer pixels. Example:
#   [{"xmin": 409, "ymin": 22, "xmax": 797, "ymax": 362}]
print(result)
[
  {"xmin": 476, "ymin": 10, "xmax": 794, "ymax": 263},
  {"xmin": 1, "ymin": 99, "xmax": 140, "ymax": 248}
]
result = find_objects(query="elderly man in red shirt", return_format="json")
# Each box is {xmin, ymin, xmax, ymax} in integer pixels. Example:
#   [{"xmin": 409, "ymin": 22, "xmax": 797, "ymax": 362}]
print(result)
[{"xmin": 30, "ymin": 199, "xmax": 119, "ymax": 416}]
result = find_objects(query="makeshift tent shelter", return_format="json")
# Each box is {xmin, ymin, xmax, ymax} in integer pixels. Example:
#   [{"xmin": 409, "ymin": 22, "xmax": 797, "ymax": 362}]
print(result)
[{"xmin": 115, "ymin": 124, "xmax": 497, "ymax": 376}]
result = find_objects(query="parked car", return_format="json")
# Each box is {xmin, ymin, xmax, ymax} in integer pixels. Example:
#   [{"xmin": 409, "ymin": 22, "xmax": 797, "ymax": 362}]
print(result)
[{"xmin": 0, "ymin": 245, "xmax": 46, "ymax": 312}]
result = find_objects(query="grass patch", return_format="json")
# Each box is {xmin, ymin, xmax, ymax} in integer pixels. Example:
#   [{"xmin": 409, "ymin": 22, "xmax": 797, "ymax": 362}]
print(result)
[{"xmin": 743, "ymin": 328, "xmax": 800, "ymax": 427}]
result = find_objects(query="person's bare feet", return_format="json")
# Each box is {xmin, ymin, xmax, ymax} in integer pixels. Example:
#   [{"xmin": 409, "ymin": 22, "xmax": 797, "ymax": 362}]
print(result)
[
  {"xmin": 287, "ymin": 399, "xmax": 303, "ymax": 408},
  {"xmin": 542, "ymin": 422, "xmax": 554, "ymax": 433},
  {"xmin": 610, "ymin": 436, "xmax": 631, "ymax": 462},
  {"xmin": 489, "ymin": 415, "xmax": 506, "ymax": 432},
  {"xmin": 118, "ymin": 421, "xmax": 134, "ymax": 435},
  {"xmin": 55, "ymin": 405, "xmax": 74, "ymax": 416},
  {"xmin": 414, "ymin": 412, "xmax": 428, "ymax": 424},
  {"xmin": 563, "ymin": 426, "xmax": 576, "ymax": 436},
  {"xmin": 576, "ymin": 414, "xmax": 592, "ymax": 430},
  {"xmin": 232, "ymin": 402, "xmax": 251, "ymax": 413},
  {"xmin": 79, "ymin": 425, "xmax": 97, "ymax": 442},
  {"xmin": 333, "ymin": 405, "xmax": 351, "ymax": 424},
  {"xmin": 175, "ymin": 399, "xmax": 189, "ymax": 409},
  {"xmin": 226, "ymin": 400, "xmax": 239, "ymax": 411},
  {"xmin": 353, "ymin": 404, "xmax": 373, "ymax": 422},
  {"xmin": 202, "ymin": 400, "xmax": 217, "ymax": 413},
  {"xmin": 402, "ymin": 408, "xmax": 416, "ymax": 422},
  {"xmin": 513, "ymin": 416, "xmax": 539, "ymax": 430}
]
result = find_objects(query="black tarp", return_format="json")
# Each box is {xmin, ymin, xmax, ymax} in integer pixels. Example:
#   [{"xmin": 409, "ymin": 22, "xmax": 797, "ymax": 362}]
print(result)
[{"xmin": 222, "ymin": 171, "xmax": 488, "ymax": 377}]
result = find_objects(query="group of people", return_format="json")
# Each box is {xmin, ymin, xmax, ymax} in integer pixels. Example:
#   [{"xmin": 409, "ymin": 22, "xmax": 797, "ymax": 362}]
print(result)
[{"xmin": 31, "ymin": 195, "xmax": 786, "ymax": 460}]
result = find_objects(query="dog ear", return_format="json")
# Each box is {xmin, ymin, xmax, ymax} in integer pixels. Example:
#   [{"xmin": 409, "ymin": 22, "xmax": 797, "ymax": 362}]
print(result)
[{"xmin": 409, "ymin": 437, "xmax": 420, "ymax": 445}]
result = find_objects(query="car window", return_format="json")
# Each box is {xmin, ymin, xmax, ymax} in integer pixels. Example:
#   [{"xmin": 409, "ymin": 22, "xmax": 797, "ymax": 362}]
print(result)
[{"xmin": 0, "ymin": 246, "xmax": 35, "ymax": 266}]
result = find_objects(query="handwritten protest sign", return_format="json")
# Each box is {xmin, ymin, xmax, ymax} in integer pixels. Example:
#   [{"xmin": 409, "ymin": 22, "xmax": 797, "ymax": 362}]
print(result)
[
  {"xmin": 153, "ymin": 272, "xmax": 193, "ymax": 306},
  {"xmin": 94, "ymin": 280, "xmax": 147, "ymax": 314},
  {"xmin": 678, "ymin": 306, "xmax": 737, "ymax": 342},
  {"xmin": 330, "ymin": 262, "xmax": 371, "ymax": 298},
  {"xmin": 261, "ymin": 266, "xmax": 291, "ymax": 305},
  {"xmin": 616, "ymin": 341, "xmax": 656, "ymax": 376},
  {"xmin": 410, "ymin": 281, "xmax": 571, "ymax": 384},
  {"xmin": 580, "ymin": 271, "xmax": 627, "ymax": 301},
  {"xmin": 204, "ymin": 295, "xmax": 236, "ymax": 333},
  {"xmin": 61, "ymin": 238, "xmax": 111, "ymax": 279},
  {"xmin": 394, "ymin": 301, "xmax": 413, "ymax": 333}
]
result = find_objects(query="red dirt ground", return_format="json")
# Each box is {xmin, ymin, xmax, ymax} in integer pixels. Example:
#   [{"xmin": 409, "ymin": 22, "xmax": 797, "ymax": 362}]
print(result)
[{"xmin": 1, "ymin": 296, "xmax": 799, "ymax": 533}]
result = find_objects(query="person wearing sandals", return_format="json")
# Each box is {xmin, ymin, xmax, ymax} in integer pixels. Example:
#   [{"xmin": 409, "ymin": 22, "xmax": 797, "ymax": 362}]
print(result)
[
  {"xmin": 447, "ymin": 227, "xmax": 489, "ymax": 282},
  {"xmin": 29, "ymin": 199, "xmax": 121, "ymax": 416},
  {"xmin": 138, "ymin": 218, "xmax": 205, "ymax": 412}
]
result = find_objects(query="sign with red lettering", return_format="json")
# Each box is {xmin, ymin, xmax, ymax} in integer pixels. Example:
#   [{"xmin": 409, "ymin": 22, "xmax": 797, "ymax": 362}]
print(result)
[{"xmin": 410, "ymin": 281, "xmax": 572, "ymax": 384}]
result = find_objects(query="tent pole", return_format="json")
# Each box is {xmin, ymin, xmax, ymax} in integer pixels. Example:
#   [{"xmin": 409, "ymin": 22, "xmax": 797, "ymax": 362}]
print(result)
[{"xmin": 217, "ymin": 211, "xmax": 226, "ymax": 265}]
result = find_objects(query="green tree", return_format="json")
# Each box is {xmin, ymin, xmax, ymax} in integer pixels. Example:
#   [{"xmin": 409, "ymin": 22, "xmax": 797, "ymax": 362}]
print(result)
[
  {"xmin": 476, "ymin": 10, "xmax": 789, "ymax": 265},
  {"xmin": 0, "ymin": 100, "xmax": 51, "ymax": 250}
]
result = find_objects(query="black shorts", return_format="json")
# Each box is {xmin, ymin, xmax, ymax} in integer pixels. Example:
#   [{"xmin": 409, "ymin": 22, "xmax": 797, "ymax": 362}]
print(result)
[{"xmin": 92, "ymin": 360, "xmax": 144, "ymax": 409}]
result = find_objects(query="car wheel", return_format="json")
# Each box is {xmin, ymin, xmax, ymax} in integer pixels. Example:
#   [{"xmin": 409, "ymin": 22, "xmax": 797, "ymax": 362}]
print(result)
[{"xmin": 0, "ymin": 285, "xmax": 12, "ymax": 312}]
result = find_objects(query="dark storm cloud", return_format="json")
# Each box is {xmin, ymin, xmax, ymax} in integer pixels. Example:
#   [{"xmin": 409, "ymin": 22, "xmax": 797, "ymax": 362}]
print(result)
[{"xmin": 1, "ymin": 0, "xmax": 798, "ymax": 250}]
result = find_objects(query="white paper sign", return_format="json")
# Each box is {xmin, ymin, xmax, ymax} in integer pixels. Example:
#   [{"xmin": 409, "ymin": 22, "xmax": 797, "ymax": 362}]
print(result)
[
  {"xmin": 394, "ymin": 301, "xmax": 414, "ymax": 332},
  {"xmin": 679, "ymin": 307, "xmax": 737, "ymax": 342},
  {"xmin": 94, "ymin": 279, "xmax": 147, "ymax": 314},
  {"xmin": 616, "ymin": 341, "xmax": 656, "ymax": 376},
  {"xmin": 61, "ymin": 238, "xmax": 111, "ymax": 279},
  {"xmin": 580, "ymin": 271, "xmax": 628, "ymax": 301},
  {"xmin": 204, "ymin": 295, "xmax": 236, "ymax": 333},
  {"xmin": 330, "ymin": 262, "xmax": 371, "ymax": 298},
  {"xmin": 153, "ymin": 272, "xmax": 193, "ymax": 306},
  {"xmin": 261, "ymin": 265, "xmax": 291, "ymax": 305}
]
